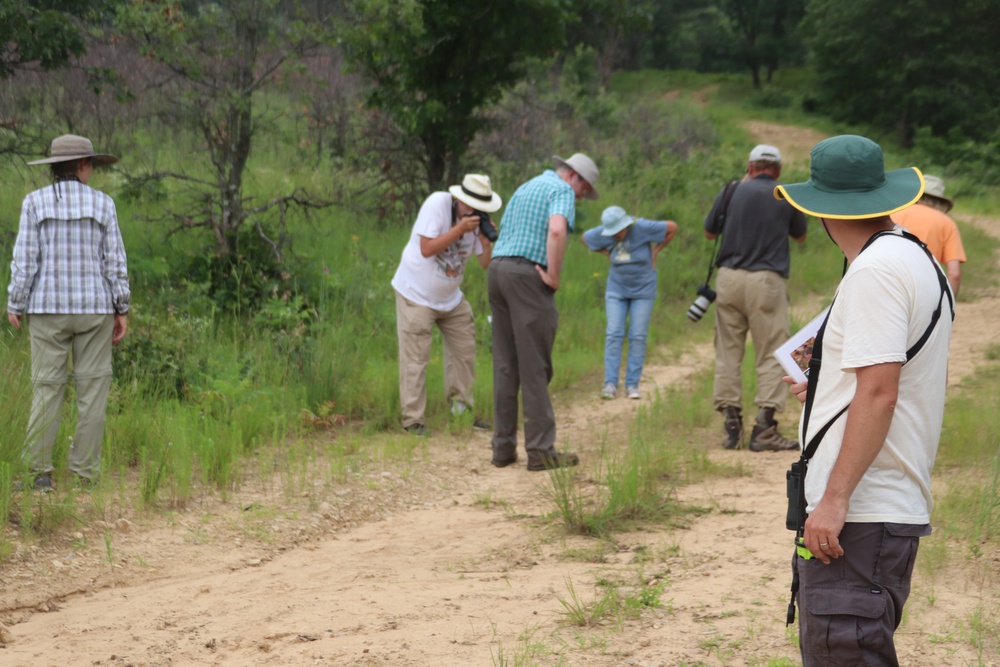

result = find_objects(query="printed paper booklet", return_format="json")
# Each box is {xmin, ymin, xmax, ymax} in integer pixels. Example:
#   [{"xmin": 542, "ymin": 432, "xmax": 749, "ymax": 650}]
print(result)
[{"xmin": 773, "ymin": 307, "xmax": 830, "ymax": 384}]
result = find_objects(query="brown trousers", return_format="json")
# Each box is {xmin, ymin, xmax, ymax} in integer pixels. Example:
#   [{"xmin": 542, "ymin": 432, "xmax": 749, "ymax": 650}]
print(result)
[{"xmin": 487, "ymin": 257, "xmax": 558, "ymax": 464}]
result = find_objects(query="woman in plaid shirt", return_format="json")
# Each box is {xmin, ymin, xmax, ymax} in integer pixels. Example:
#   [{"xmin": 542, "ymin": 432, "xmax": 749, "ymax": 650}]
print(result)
[{"xmin": 6, "ymin": 134, "xmax": 130, "ymax": 490}]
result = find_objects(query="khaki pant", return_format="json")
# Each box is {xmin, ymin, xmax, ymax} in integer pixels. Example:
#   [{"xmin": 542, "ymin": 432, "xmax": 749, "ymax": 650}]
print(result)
[
  {"xmin": 25, "ymin": 314, "xmax": 114, "ymax": 480},
  {"xmin": 712, "ymin": 267, "xmax": 789, "ymax": 412},
  {"xmin": 395, "ymin": 290, "xmax": 477, "ymax": 428}
]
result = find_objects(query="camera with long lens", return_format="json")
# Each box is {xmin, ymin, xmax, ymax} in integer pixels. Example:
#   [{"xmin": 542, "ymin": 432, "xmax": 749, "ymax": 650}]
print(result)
[
  {"xmin": 476, "ymin": 210, "xmax": 498, "ymax": 243},
  {"xmin": 686, "ymin": 284, "xmax": 717, "ymax": 322}
]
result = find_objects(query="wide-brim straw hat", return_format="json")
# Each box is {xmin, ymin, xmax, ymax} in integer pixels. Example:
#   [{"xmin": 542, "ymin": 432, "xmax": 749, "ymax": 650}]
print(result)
[
  {"xmin": 774, "ymin": 135, "xmax": 922, "ymax": 219},
  {"xmin": 27, "ymin": 134, "xmax": 118, "ymax": 166},
  {"xmin": 552, "ymin": 153, "xmax": 600, "ymax": 200},
  {"xmin": 600, "ymin": 205, "xmax": 636, "ymax": 236},
  {"xmin": 449, "ymin": 173, "xmax": 502, "ymax": 213}
]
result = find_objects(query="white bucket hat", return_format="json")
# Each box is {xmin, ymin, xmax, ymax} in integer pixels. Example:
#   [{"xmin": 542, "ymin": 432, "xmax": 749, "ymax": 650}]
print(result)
[
  {"xmin": 921, "ymin": 175, "xmax": 953, "ymax": 212},
  {"xmin": 27, "ymin": 134, "xmax": 118, "ymax": 166},
  {"xmin": 600, "ymin": 206, "xmax": 636, "ymax": 236},
  {"xmin": 552, "ymin": 152, "xmax": 600, "ymax": 200},
  {"xmin": 449, "ymin": 174, "xmax": 502, "ymax": 213}
]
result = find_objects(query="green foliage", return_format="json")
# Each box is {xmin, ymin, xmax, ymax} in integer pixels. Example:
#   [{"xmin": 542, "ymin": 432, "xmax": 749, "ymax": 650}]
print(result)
[
  {"xmin": 0, "ymin": 0, "xmax": 106, "ymax": 78},
  {"xmin": 804, "ymin": 0, "xmax": 1000, "ymax": 147},
  {"xmin": 340, "ymin": 0, "xmax": 569, "ymax": 188}
]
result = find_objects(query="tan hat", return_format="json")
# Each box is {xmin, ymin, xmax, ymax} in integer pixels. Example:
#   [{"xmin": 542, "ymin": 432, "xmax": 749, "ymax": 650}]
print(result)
[
  {"xmin": 449, "ymin": 174, "xmax": 502, "ymax": 213},
  {"xmin": 921, "ymin": 175, "xmax": 953, "ymax": 212},
  {"xmin": 552, "ymin": 153, "xmax": 600, "ymax": 200},
  {"xmin": 27, "ymin": 134, "xmax": 118, "ymax": 166}
]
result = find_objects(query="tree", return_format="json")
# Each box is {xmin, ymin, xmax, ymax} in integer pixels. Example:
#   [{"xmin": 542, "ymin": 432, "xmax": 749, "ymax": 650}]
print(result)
[
  {"xmin": 721, "ymin": 0, "xmax": 805, "ymax": 87},
  {"xmin": 0, "ymin": 0, "xmax": 113, "ymax": 79},
  {"xmin": 340, "ymin": 0, "xmax": 568, "ymax": 190},
  {"xmin": 115, "ymin": 0, "xmax": 335, "ymax": 307},
  {"xmin": 804, "ymin": 0, "xmax": 1000, "ymax": 147}
]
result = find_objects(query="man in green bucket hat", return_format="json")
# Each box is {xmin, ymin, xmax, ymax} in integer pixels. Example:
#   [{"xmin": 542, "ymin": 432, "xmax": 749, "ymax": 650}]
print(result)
[{"xmin": 777, "ymin": 135, "xmax": 953, "ymax": 666}]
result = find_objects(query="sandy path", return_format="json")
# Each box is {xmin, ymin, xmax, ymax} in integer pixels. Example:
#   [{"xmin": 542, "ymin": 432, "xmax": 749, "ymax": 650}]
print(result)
[{"xmin": 2, "ymin": 122, "xmax": 999, "ymax": 667}]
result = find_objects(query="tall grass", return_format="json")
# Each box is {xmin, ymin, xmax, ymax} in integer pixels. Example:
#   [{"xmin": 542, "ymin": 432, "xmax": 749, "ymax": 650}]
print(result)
[{"xmin": 1, "ymin": 68, "xmax": 998, "ymax": 574}]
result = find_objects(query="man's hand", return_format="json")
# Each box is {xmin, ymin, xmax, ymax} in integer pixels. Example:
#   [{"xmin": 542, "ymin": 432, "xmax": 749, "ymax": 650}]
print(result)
[
  {"xmin": 7, "ymin": 312, "xmax": 21, "ymax": 329},
  {"xmin": 112, "ymin": 314, "xmax": 128, "ymax": 345},
  {"xmin": 783, "ymin": 375, "xmax": 808, "ymax": 404},
  {"xmin": 536, "ymin": 265, "xmax": 558, "ymax": 291},
  {"xmin": 803, "ymin": 497, "xmax": 847, "ymax": 564}
]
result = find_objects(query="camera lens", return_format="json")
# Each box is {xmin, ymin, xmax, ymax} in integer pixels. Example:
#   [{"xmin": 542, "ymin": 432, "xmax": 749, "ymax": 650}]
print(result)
[
  {"xmin": 477, "ymin": 211, "xmax": 498, "ymax": 243},
  {"xmin": 686, "ymin": 295, "xmax": 712, "ymax": 322}
]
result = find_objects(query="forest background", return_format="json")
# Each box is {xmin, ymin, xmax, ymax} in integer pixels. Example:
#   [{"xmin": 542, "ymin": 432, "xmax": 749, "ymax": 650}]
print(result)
[{"xmin": 0, "ymin": 0, "xmax": 999, "ymax": 587}]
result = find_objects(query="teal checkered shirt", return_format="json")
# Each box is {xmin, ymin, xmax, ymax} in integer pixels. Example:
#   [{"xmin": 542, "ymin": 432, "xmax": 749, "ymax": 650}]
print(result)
[{"xmin": 492, "ymin": 170, "xmax": 576, "ymax": 266}]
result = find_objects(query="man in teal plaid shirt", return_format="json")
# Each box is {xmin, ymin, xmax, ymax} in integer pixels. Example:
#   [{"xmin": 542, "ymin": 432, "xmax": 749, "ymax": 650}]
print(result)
[{"xmin": 488, "ymin": 153, "xmax": 599, "ymax": 471}]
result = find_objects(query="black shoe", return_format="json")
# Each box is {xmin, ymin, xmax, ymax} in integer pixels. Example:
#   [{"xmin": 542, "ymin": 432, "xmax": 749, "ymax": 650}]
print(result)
[
  {"xmin": 473, "ymin": 417, "xmax": 492, "ymax": 431},
  {"xmin": 492, "ymin": 453, "xmax": 518, "ymax": 468},
  {"xmin": 527, "ymin": 451, "xmax": 580, "ymax": 472}
]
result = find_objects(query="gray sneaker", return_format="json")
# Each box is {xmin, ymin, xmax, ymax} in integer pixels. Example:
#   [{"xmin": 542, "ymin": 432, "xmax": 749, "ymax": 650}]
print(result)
[
  {"xmin": 749, "ymin": 423, "xmax": 799, "ymax": 452},
  {"xmin": 600, "ymin": 383, "xmax": 617, "ymax": 400},
  {"xmin": 626, "ymin": 386, "xmax": 641, "ymax": 400}
]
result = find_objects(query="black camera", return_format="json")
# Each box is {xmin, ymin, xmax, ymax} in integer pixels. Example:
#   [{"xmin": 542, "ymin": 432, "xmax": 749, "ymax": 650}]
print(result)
[
  {"xmin": 476, "ymin": 211, "xmax": 498, "ymax": 243},
  {"xmin": 686, "ymin": 284, "xmax": 717, "ymax": 322}
]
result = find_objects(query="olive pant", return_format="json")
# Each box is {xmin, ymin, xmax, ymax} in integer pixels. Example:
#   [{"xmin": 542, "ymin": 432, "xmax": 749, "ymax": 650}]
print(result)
[
  {"xmin": 25, "ymin": 314, "xmax": 115, "ymax": 480},
  {"xmin": 797, "ymin": 521, "xmax": 930, "ymax": 666}
]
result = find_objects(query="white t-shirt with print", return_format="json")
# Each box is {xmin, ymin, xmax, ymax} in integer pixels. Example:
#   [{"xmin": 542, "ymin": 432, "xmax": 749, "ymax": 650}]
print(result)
[
  {"xmin": 391, "ymin": 192, "xmax": 483, "ymax": 311},
  {"xmin": 801, "ymin": 228, "xmax": 952, "ymax": 524}
]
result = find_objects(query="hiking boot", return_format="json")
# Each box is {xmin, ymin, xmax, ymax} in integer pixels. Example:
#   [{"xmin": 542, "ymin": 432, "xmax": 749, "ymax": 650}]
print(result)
[
  {"xmin": 749, "ymin": 423, "xmax": 800, "ymax": 452},
  {"xmin": 721, "ymin": 406, "xmax": 743, "ymax": 450},
  {"xmin": 472, "ymin": 417, "xmax": 492, "ymax": 431},
  {"xmin": 527, "ymin": 451, "xmax": 580, "ymax": 472},
  {"xmin": 33, "ymin": 474, "xmax": 53, "ymax": 492},
  {"xmin": 600, "ymin": 383, "xmax": 617, "ymax": 400},
  {"xmin": 74, "ymin": 475, "xmax": 96, "ymax": 490},
  {"xmin": 404, "ymin": 423, "xmax": 429, "ymax": 437},
  {"xmin": 626, "ymin": 386, "xmax": 641, "ymax": 400}
]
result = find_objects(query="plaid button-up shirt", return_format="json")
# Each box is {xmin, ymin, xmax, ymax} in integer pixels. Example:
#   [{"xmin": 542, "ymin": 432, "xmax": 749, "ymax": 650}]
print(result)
[
  {"xmin": 7, "ymin": 180, "xmax": 131, "ymax": 315},
  {"xmin": 492, "ymin": 170, "xmax": 576, "ymax": 266}
]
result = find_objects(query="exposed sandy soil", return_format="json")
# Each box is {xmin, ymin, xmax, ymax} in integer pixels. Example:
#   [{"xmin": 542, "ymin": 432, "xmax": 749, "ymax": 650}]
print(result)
[{"xmin": 1, "ymin": 124, "xmax": 999, "ymax": 667}]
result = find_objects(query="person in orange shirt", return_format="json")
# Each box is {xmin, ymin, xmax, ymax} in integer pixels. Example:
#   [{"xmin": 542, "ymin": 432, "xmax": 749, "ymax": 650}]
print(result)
[{"xmin": 892, "ymin": 174, "xmax": 966, "ymax": 296}]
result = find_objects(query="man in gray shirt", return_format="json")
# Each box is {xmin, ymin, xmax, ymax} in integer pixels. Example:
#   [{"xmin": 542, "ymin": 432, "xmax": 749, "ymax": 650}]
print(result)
[{"xmin": 704, "ymin": 144, "xmax": 807, "ymax": 451}]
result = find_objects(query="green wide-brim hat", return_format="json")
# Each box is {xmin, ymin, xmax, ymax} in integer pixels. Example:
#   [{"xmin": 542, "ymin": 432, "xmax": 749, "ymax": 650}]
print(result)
[{"xmin": 774, "ymin": 135, "xmax": 923, "ymax": 220}]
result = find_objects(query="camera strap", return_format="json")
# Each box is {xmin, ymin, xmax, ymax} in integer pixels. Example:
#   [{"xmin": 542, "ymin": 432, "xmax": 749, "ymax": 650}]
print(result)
[
  {"xmin": 703, "ymin": 179, "xmax": 740, "ymax": 286},
  {"xmin": 786, "ymin": 228, "xmax": 954, "ymax": 625}
]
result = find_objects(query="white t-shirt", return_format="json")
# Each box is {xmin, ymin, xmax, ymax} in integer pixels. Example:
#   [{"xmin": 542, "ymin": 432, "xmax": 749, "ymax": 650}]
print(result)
[
  {"xmin": 391, "ymin": 192, "xmax": 483, "ymax": 311},
  {"xmin": 801, "ymin": 228, "xmax": 952, "ymax": 524}
]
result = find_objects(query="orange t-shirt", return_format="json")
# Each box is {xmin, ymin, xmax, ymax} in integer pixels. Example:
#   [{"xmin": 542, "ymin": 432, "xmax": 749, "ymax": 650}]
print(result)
[{"xmin": 892, "ymin": 204, "xmax": 966, "ymax": 265}]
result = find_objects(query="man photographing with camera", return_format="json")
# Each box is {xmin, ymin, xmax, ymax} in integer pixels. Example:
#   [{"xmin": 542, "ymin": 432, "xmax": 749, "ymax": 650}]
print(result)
[
  {"xmin": 391, "ymin": 173, "xmax": 501, "ymax": 436},
  {"xmin": 703, "ymin": 144, "xmax": 807, "ymax": 451}
]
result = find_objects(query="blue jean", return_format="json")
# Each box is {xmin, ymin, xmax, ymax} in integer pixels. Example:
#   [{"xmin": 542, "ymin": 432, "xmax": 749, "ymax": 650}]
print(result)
[{"xmin": 604, "ymin": 294, "xmax": 655, "ymax": 388}]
